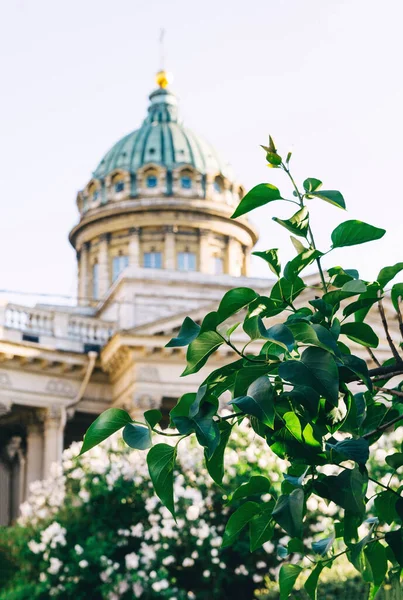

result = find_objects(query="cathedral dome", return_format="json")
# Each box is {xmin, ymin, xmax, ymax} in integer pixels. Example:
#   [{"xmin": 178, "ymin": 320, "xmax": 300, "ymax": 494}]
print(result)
[
  {"xmin": 70, "ymin": 73, "xmax": 258, "ymax": 305},
  {"xmin": 93, "ymin": 87, "xmax": 233, "ymax": 181}
]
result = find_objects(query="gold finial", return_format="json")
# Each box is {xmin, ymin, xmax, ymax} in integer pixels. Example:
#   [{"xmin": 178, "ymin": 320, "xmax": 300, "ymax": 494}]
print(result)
[
  {"xmin": 156, "ymin": 69, "xmax": 171, "ymax": 89},
  {"xmin": 156, "ymin": 29, "xmax": 172, "ymax": 88}
]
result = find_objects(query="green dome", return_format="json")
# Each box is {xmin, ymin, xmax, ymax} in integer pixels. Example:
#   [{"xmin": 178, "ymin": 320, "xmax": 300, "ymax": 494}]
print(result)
[{"xmin": 93, "ymin": 87, "xmax": 233, "ymax": 180}]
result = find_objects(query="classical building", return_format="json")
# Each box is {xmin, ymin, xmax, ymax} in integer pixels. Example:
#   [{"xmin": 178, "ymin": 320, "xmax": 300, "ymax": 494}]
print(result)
[{"xmin": 0, "ymin": 72, "xmax": 395, "ymax": 525}]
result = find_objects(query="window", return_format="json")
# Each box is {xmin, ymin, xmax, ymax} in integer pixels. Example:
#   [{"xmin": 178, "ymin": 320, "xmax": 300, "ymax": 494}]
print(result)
[
  {"xmin": 181, "ymin": 176, "xmax": 192, "ymax": 189},
  {"xmin": 214, "ymin": 180, "xmax": 222, "ymax": 193},
  {"xmin": 144, "ymin": 252, "xmax": 162, "ymax": 269},
  {"xmin": 214, "ymin": 257, "xmax": 224, "ymax": 275},
  {"xmin": 92, "ymin": 263, "xmax": 99, "ymax": 299},
  {"xmin": 146, "ymin": 175, "xmax": 158, "ymax": 188},
  {"xmin": 112, "ymin": 254, "xmax": 129, "ymax": 282},
  {"xmin": 115, "ymin": 181, "xmax": 125, "ymax": 193},
  {"xmin": 92, "ymin": 189, "xmax": 99, "ymax": 201},
  {"xmin": 178, "ymin": 252, "xmax": 196, "ymax": 272}
]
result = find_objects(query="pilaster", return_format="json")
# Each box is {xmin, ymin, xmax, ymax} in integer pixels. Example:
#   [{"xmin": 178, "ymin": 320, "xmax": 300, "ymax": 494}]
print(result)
[
  {"xmin": 128, "ymin": 227, "xmax": 141, "ymax": 268},
  {"xmin": 98, "ymin": 234, "xmax": 110, "ymax": 298},
  {"xmin": 78, "ymin": 242, "xmax": 89, "ymax": 305},
  {"xmin": 164, "ymin": 226, "xmax": 176, "ymax": 270},
  {"xmin": 42, "ymin": 406, "xmax": 66, "ymax": 478}
]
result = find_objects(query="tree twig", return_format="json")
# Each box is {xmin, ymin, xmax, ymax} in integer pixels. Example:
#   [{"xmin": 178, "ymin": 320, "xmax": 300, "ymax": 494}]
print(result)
[
  {"xmin": 366, "ymin": 347, "xmax": 381, "ymax": 367},
  {"xmin": 396, "ymin": 295, "xmax": 403, "ymax": 340},
  {"xmin": 377, "ymin": 292, "xmax": 403, "ymax": 364},
  {"xmin": 374, "ymin": 386, "xmax": 403, "ymax": 398},
  {"xmin": 363, "ymin": 411, "xmax": 403, "ymax": 439}
]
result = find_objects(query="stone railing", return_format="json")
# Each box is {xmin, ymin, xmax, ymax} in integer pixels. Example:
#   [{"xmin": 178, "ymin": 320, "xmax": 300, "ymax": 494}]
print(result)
[
  {"xmin": 67, "ymin": 315, "xmax": 115, "ymax": 344},
  {"xmin": 5, "ymin": 304, "xmax": 54, "ymax": 336},
  {"xmin": 2, "ymin": 303, "xmax": 116, "ymax": 348}
]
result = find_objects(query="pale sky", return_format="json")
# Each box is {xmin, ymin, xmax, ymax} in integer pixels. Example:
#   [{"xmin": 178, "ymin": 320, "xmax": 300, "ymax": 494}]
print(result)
[{"xmin": 1, "ymin": 0, "xmax": 402, "ymax": 304}]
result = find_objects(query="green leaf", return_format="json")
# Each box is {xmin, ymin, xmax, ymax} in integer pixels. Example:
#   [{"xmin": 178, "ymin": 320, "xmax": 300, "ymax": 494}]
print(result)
[
  {"xmin": 342, "ymin": 297, "xmax": 379, "ymax": 318},
  {"xmin": 386, "ymin": 452, "xmax": 403, "ymax": 470},
  {"xmin": 340, "ymin": 322, "xmax": 379, "ymax": 348},
  {"xmin": 314, "ymin": 466, "xmax": 367, "ymax": 516},
  {"xmin": 283, "ymin": 412, "xmax": 302, "ymax": 442},
  {"xmin": 182, "ymin": 330, "xmax": 224, "ymax": 376},
  {"xmin": 231, "ymin": 475, "xmax": 272, "ymax": 502},
  {"xmin": 284, "ymin": 248, "xmax": 323, "ymax": 283},
  {"xmin": 230, "ymin": 375, "xmax": 276, "ymax": 428},
  {"xmin": 252, "ymin": 248, "xmax": 281, "ymax": 277},
  {"xmin": 271, "ymin": 276, "xmax": 306, "ymax": 305},
  {"xmin": 249, "ymin": 505, "xmax": 275, "ymax": 551},
  {"xmin": 176, "ymin": 396, "xmax": 220, "ymax": 457},
  {"xmin": 303, "ymin": 178, "xmax": 322, "ymax": 193},
  {"xmin": 287, "ymin": 322, "xmax": 339, "ymax": 355},
  {"xmin": 222, "ymin": 501, "xmax": 261, "ymax": 547},
  {"xmin": 272, "ymin": 488, "xmax": 304, "ymax": 538},
  {"xmin": 310, "ymin": 189, "xmax": 346, "ymax": 209},
  {"xmin": 377, "ymin": 263, "xmax": 403, "ymax": 288},
  {"xmin": 266, "ymin": 151, "xmax": 282, "ymax": 166},
  {"xmin": 279, "ymin": 564, "xmax": 303, "ymax": 600},
  {"xmin": 331, "ymin": 220, "xmax": 386, "ymax": 248},
  {"xmin": 385, "ymin": 529, "xmax": 403, "ymax": 566},
  {"xmin": 144, "ymin": 409, "xmax": 163, "ymax": 429},
  {"xmin": 205, "ymin": 421, "xmax": 232, "ymax": 485},
  {"xmin": 328, "ymin": 438, "xmax": 369, "ymax": 464},
  {"xmin": 374, "ymin": 491, "xmax": 398, "ymax": 525},
  {"xmin": 170, "ymin": 393, "xmax": 196, "ymax": 426},
  {"xmin": 147, "ymin": 444, "xmax": 176, "ymax": 518},
  {"xmin": 166, "ymin": 317, "xmax": 201, "ymax": 347},
  {"xmin": 342, "ymin": 279, "xmax": 367, "ymax": 293},
  {"xmin": 391, "ymin": 283, "xmax": 403, "ymax": 312},
  {"xmin": 192, "ymin": 399, "xmax": 220, "ymax": 458},
  {"xmin": 217, "ymin": 287, "xmax": 258, "ymax": 322},
  {"xmin": 273, "ymin": 206, "xmax": 309, "ymax": 238},
  {"xmin": 304, "ymin": 563, "xmax": 324, "ymax": 600},
  {"xmin": 279, "ymin": 347, "xmax": 339, "ymax": 406},
  {"xmin": 80, "ymin": 408, "xmax": 132, "ymax": 455},
  {"xmin": 340, "ymin": 354, "xmax": 373, "ymax": 390},
  {"xmin": 365, "ymin": 541, "xmax": 388, "ymax": 586},
  {"xmin": 231, "ymin": 183, "xmax": 282, "ymax": 218},
  {"xmin": 122, "ymin": 423, "xmax": 152, "ymax": 450},
  {"xmin": 312, "ymin": 536, "xmax": 334, "ymax": 556}
]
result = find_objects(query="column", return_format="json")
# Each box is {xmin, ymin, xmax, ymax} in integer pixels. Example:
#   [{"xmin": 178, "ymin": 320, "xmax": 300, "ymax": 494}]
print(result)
[
  {"xmin": 78, "ymin": 242, "xmax": 89, "ymax": 305},
  {"xmin": 242, "ymin": 247, "xmax": 251, "ymax": 276},
  {"xmin": 199, "ymin": 230, "xmax": 211, "ymax": 274},
  {"xmin": 43, "ymin": 406, "xmax": 66, "ymax": 478},
  {"xmin": 226, "ymin": 237, "xmax": 242, "ymax": 277},
  {"xmin": 98, "ymin": 234, "xmax": 110, "ymax": 298},
  {"xmin": 164, "ymin": 226, "xmax": 176, "ymax": 270},
  {"xmin": 25, "ymin": 418, "xmax": 44, "ymax": 496},
  {"xmin": 128, "ymin": 227, "xmax": 141, "ymax": 268}
]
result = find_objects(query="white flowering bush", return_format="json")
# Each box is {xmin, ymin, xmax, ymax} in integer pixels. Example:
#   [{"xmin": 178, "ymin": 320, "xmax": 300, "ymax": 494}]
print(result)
[{"xmin": 0, "ymin": 421, "xmax": 306, "ymax": 600}]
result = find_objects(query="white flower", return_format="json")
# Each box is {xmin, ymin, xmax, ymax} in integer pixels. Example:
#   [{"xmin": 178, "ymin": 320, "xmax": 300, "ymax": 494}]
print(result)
[
  {"xmin": 79, "ymin": 560, "xmax": 89, "ymax": 568},
  {"xmin": 186, "ymin": 505, "xmax": 200, "ymax": 521},
  {"xmin": 211, "ymin": 548, "xmax": 218, "ymax": 557},
  {"xmin": 183, "ymin": 557, "xmax": 195, "ymax": 567},
  {"xmin": 152, "ymin": 579, "xmax": 169, "ymax": 592},
  {"xmin": 133, "ymin": 582, "xmax": 144, "ymax": 597},
  {"xmin": 162, "ymin": 555, "xmax": 175, "ymax": 566},
  {"xmin": 74, "ymin": 544, "xmax": 84, "ymax": 555},
  {"xmin": 235, "ymin": 564, "xmax": 249, "ymax": 576},
  {"xmin": 48, "ymin": 557, "xmax": 63, "ymax": 575},
  {"xmin": 28, "ymin": 540, "xmax": 45, "ymax": 554},
  {"xmin": 257, "ymin": 561, "xmax": 266, "ymax": 569},
  {"xmin": 203, "ymin": 570, "xmax": 210, "ymax": 577},
  {"xmin": 125, "ymin": 552, "xmax": 139, "ymax": 570},
  {"xmin": 253, "ymin": 574, "xmax": 263, "ymax": 582},
  {"xmin": 263, "ymin": 541, "xmax": 275, "ymax": 554}
]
